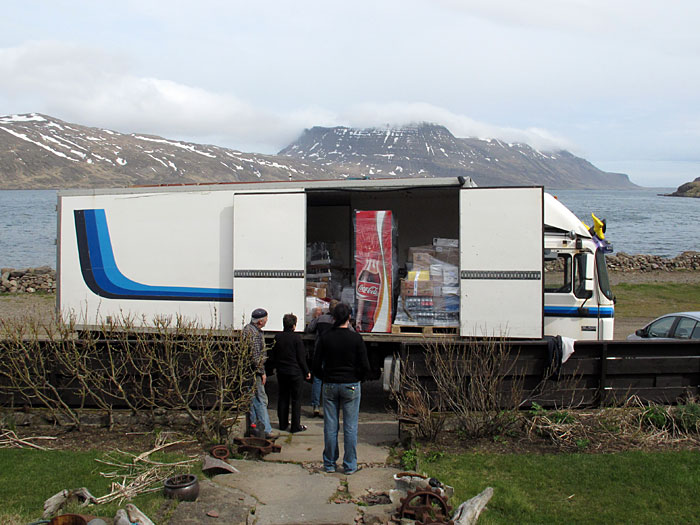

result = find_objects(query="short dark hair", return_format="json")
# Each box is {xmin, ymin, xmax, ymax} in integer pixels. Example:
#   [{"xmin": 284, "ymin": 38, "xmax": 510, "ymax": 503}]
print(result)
[
  {"xmin": 332, "ymin": 303, "xmax": 351, "ymax": 327},
  {"xmin": 282, "ymin": 313, "xmax": 297, "ymax": 331}
]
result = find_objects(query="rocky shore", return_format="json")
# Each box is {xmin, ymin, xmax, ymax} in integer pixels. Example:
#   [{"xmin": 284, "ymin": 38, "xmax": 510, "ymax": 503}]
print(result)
[
  {"xmin": 1, "ymin": 266, "xmax": 56, "ymax": 294},
  {"xmin": 1, "ymin": 252, "xmax": 699, "ymax": 295},
  {"xmin": 605, "ymin": 251, "xmax": 700, "ymax": 272}
]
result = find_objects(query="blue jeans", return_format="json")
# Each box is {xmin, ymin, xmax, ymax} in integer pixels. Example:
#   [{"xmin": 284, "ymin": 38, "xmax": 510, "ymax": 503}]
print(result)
[
  {"xmin": 311, "ymin": 376, "xmax": 322, "ymax": 407},
  {"xmin": 249, "ymin": 375, "xmax": 272, "ymax": 435},
  {"xmin": 322, "ymin": 382, "xmax": 361, "ymax": 473}
]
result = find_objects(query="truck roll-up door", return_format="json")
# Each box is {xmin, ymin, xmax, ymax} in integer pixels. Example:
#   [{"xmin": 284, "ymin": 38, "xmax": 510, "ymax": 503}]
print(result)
[
  {"xmin": 459, "ymin": 187, "xmax": 543, "ymax": 339},
  {"xmin": 233, "ymin": 191, "xmax": 306, "ymax": 331}
]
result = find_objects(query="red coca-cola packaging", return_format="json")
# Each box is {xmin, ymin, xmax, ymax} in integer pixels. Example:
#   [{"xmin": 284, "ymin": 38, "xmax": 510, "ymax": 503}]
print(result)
[{"xmin": 354, "ymin": 210, "xmax": 396, "ymax": 332}]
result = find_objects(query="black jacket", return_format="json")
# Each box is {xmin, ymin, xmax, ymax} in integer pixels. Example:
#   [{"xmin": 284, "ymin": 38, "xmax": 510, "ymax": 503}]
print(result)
[
  {"xmin": 313, "ymin": 326, "xmax": 370, "ymax": 384},
  {"xmin": 271, "ymin": 331, "xmax": 310, "ymax": 378}
]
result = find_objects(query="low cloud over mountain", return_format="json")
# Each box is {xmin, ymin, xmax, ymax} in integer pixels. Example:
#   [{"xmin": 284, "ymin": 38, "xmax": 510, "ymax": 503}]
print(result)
[{"xmin": 0, "ymin": 114, "xmax": 635, "ymax": 189}]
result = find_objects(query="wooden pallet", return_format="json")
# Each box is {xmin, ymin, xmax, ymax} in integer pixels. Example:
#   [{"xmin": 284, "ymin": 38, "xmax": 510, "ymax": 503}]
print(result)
[{"xmin": 391, "ymin": 324, "xmax": 458, "ymax": 336}]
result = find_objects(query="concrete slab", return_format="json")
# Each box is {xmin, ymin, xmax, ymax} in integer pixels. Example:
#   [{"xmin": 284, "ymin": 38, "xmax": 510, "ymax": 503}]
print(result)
[
  {"xmin": 252, "ymin": 502, "xmax": 359, "ymax": 525},
  {"xmin": 263, "ymin": 418, "xmax": 395, "ymax": 465},
  {"xmin": 346, "ymin": 466, "xmax": 402, "ymax": 498},
  {"xmin": 168, "ymin": 478, "xmax": 255, "ymax": 525},
  {"xmin": 216, "ymin": 460, "xmax": 340, "ymax": 506}
]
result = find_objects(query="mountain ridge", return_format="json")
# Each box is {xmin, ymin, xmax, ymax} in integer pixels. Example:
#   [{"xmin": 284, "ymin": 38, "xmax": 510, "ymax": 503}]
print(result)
[{"xmin": 0, "ymin": 114, "xmax": 635, "ymax": 190}]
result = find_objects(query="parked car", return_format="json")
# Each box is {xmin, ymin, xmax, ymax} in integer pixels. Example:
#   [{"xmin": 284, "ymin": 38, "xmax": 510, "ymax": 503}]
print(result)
[{"xmin": 627, "ymin": 312, "xmax": 700, "ymax": 340}]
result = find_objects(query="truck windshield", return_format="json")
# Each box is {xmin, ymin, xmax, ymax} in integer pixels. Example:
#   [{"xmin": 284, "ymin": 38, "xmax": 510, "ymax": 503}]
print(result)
[{"xmin": 596, "ymin": 250, "xmax": 613, "ymax": 300}]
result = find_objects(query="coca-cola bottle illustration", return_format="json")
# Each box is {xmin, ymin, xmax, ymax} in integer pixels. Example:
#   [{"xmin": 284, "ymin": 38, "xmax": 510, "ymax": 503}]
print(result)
[{"xmin": 355, "ymin": 258, "xmax": 382, "ymax": 332}]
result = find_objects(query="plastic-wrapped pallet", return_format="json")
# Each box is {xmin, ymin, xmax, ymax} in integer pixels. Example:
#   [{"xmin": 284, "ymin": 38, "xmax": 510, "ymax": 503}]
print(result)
[{"xmin": 394, "ymin": 241, "xmax": 459, "ymax": 328}]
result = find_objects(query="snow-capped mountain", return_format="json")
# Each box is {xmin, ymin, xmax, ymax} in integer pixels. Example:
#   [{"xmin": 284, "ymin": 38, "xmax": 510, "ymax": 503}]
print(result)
[
  {"xmin": 0, "ymin": 113, "xmax": 333, "ymax": 189},
  {"xmin": 0, "ymin": 114, "xmax": 634, "ymax": 189},
  {"xmin": 279, "ymin": 124, "xmax": 635, "ymax": 189}
]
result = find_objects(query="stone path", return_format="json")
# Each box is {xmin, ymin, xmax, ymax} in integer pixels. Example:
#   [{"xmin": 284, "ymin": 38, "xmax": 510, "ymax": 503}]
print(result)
[{"xmin": 169, "ymin": 412, "xmax": 401, "ymax": 525}]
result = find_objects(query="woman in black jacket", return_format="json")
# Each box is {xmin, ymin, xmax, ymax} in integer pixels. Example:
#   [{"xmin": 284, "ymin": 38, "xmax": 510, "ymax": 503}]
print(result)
[{"xmin": 271, "ymin": 313, "xmax": 311, "ymax": 432}]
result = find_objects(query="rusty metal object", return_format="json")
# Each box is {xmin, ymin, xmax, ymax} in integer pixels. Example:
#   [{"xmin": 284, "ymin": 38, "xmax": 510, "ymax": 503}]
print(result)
[
  {"xmin": 396, "ymin": 487, "xmax": 453, "ymax": 525},
  {"xmin": 210, "ymin": 444, "xmax": 230, "ymax": 460},
  {"xmin": 49, "ymin": 515, "xmax": 102, "ymax": 525},
  {"xmin": 233, "ymin": 436, "xmax": 281, "ymax": 456}
]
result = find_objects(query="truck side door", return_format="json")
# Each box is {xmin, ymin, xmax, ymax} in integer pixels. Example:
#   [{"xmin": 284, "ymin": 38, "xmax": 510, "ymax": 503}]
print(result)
[
  {"xmin": 232, "ymin": 191, "xmax": 306, "ymax": 331},
  {"xmin": 459, "ymin": 187, "xmax": 544, "ymax": 338}
]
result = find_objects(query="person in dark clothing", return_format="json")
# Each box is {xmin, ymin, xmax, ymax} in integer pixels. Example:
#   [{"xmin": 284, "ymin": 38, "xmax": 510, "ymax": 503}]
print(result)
[
  {"xmin": 272, "ymin": 313, "xmax": 311, "ymax": 433},
  {"xmin": 305, "ymin": 299, "xmax": 340, "ymax": 416},
  {"xmin": 312, "ymin": 302, "xmax": 370, "ymax": 474}
]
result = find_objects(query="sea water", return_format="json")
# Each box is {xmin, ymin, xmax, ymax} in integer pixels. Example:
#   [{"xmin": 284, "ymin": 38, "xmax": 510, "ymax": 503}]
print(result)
[{"xmin": 0, "ymin": 187, "xmax": 698, "ymax": 269}]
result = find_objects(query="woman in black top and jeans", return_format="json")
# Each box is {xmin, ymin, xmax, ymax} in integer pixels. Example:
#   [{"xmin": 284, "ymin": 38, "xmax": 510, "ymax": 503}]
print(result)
[{"xmin": 271, "ymin": 313, "xmax": 311, "ymax": 432}]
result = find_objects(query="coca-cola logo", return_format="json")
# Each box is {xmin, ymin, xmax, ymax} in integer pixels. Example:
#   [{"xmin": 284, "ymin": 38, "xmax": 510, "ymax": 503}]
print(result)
[{"xmin": 357, "ymin": 281, "xmax": 379, "ymax": 299}]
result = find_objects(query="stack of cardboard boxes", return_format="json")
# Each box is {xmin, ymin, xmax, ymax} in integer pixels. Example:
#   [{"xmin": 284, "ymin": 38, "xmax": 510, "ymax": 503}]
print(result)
[
  {"xmin": 305, "ymin": 242, "xmax": 343, "ymax": 322},
  {"xmin": 395, "ymin": 238, "xmax": 460, "ymax": 327}
]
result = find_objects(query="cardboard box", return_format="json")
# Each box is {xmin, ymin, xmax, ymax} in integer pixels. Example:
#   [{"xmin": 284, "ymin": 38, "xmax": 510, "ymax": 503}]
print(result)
[
  {"xmin": 407, "ymin": 270, "xmax": 430, "ymax": 281},
  {"xmin": 401, "ymin": 279, "xmax": 436, "ymax": 296},
  {"xmin": 412, "ymin": 251, "xmax": 433, "ymax": 269},
  {"xmin": 306, "ymin": 283, "xmax": 328, "ymax": 298},
  {"xmin": 435, "ymin": 246, "xmax": 459, "ymax": 265},
  {"xmin": 433, "ymin": 237, "xmax": 459, "ymax": 248},
  {"xmin": 408, "ymin": 245, "xmax": 435, "ymax": 259}
]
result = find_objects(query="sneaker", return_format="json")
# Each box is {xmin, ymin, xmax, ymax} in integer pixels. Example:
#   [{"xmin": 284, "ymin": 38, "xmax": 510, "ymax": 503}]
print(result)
[
  {"xmin": 344, "ymin": 465, "xmax": 362, "ymax": 475},
  {"xmin": 290, "ymin": 425, "xmax": 307, "ymax": 433},
  {"xmin": 313, "ymin": 406, "xmax": 321, "ymax": 418}
]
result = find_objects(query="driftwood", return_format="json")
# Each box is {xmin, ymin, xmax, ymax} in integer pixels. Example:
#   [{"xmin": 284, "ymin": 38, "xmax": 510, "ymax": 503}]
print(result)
[
  {"xmin": 42, "ymin": 487, "xmax": 97, "ymax": 518},
  {"xmin": 114, "ymin": 509, "xmax": 131, "ymax": 525},
  {"xmin": 452, "ymin": 487, "xmax": 494, "ymax": 525},
  {"xmin": 0, "ymin": 429, "xmax": 56, "ymax": 450},
  {"xmin": 126, "ymin": 503, "xmax": 155, "ymax": 525}
]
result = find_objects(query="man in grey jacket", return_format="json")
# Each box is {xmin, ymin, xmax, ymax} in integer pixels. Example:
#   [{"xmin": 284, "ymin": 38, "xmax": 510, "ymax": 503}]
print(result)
[{"xmin": 243, "ymin": 308, "xmax": 274, "ymax": 438}]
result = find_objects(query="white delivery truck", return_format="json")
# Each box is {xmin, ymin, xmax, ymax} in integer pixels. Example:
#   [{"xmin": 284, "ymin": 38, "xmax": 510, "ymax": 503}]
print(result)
[{"xmin": 57, "ymin": 177, "xmax": 615, "ymax": 367}]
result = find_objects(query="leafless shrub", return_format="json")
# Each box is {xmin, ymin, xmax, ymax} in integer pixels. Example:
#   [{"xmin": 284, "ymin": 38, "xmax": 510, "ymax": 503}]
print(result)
[
  {"xmin": 0, "ymin": 314, "xmax": 255, "ymax": 443},
  {"xmin": 391, "ymin": 357, "xmax": 446, "ymax": 442},
  {"xmin": 425, "ymin": 338, "xmax": 526, "ymax": 438}
]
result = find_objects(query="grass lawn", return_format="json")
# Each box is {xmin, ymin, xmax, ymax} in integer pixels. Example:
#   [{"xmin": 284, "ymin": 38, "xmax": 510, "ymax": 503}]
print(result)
[
  {"xmin": 612, "ymin": 282, "xmax": 700, "ymax": 318},
  {"xmin": 0, "ymin": 448, "xmax": 194, "ymax": 523},
  {"xmin": 421, "ymin": 449, "xmax": 700, "ymax": 524}
]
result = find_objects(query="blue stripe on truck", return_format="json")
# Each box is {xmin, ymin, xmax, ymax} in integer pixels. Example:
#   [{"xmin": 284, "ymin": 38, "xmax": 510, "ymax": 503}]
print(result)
[
  {"xmin": 75, "ymin": 209, "xmax": 233, "ymax": 301},
  {"xmin": 544, "ymin": 306, "xmax": 614, "ymax": 318}
]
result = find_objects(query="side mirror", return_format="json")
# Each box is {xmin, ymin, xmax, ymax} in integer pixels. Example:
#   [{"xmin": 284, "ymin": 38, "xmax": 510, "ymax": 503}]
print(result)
[{"xmin": 635, "ymin": 329, "xmax": 645, "ymax": 337}]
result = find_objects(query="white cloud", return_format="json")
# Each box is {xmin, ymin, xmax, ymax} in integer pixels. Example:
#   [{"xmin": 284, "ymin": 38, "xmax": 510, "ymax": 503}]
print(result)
[
  {"xmin": 341, "ymin": 102, "xmax": 573, "ymax": 151},
  {"xmin": 0, "ymin": 41, "xmax": 573, "ymax": 153}
]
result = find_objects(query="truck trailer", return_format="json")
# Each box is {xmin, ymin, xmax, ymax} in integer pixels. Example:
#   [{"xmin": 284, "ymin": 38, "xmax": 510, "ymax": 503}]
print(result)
[{"xmin": 57, "ymin": 177, "xmax": 615, "ymax": 376}]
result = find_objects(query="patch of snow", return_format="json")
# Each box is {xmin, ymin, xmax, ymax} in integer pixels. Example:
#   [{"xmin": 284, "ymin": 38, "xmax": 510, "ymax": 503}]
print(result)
[
  {"xmin": 148, "ymin": 154, "xmax": 168, "ymax": 168},
  {"xmin": 87, "ymin": 159, "xmax": 93, "ymax": 164},
  {"xmin": 46, "ymin": 122, "xmax": 64, "ymax": 130},
  {"xmin": 133, "ymin": 135, "xmax": 216, "ymax": 158},
  {"xmin": 0, "ymin": 126, "xmax": 78, "ymax": 161},
  {"xmin": 0, "ymin": 114, "xmax": 46, "ymax": 123},
  {"xmin": 91, "ymin": 153, "xmax": 114, "ymax": 164},
  {"xmin": 168, "ymin": 160, "xmax": 177, "ymax": 171},
  {"xmin": 102, "ymin": 129, "xmax": 115, "ymax": 135},
  {"xmin": 116, "ymin": 157, "xmax": 127, "ymax": 166}
]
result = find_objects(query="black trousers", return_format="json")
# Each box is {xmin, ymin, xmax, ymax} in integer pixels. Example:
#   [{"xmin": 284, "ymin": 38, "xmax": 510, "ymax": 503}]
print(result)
[{"xmin": 277, "ymin": 373, "xmax": 303, "ymax": 431}]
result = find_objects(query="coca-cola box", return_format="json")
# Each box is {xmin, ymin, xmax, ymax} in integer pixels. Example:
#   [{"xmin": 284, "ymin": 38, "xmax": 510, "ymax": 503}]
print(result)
[{"xmin": 354, "ymin": 210, "xmax": 396, "ymax": 332}]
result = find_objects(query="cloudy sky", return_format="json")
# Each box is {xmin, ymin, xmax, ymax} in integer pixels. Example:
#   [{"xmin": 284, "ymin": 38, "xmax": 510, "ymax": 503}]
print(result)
[{"xmin": 2, "ymin": 1, "xmax": 699, "ymax": 187}]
